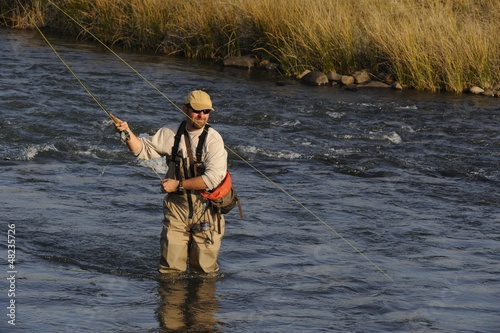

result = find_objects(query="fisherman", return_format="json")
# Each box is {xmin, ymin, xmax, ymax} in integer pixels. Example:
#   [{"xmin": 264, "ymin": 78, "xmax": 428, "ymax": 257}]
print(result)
[{"xmin": 115, "ymin": 90, "xmax": 228, "ymax": 274}]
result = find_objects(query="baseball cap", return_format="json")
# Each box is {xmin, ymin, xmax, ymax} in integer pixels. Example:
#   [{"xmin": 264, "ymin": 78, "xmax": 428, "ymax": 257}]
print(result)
[{"xmin": 184, "ymin": 90, "xmax": 214, "ymax": 111}]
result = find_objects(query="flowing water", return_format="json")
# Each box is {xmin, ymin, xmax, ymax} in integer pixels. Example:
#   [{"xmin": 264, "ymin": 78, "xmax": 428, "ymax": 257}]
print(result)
[{"xmin": 1, "ymin": 28, "xmax": 499, "ymax": 333}]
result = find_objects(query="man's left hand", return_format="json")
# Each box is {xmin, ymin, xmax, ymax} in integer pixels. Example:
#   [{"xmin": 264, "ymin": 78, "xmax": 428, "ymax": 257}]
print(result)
[{"xmin": 161, "ymin": 178, "xmax": 180, "ymax": 193}]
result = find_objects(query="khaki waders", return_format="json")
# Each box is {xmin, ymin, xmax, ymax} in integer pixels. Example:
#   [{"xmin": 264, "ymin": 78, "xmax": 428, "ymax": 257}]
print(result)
[{"xmin": 159, "ymin": 191, "xmax": 225, "ymax": 274}]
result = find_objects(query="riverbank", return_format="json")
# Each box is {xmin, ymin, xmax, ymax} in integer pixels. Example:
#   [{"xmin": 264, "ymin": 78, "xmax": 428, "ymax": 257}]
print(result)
[{"xmin": 2, "ymin": 0, "xmax": 499, "ymax": 95}]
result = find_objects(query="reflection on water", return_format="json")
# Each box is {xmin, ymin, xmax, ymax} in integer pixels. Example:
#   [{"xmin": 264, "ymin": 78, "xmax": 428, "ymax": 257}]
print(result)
[{"xmin": 157, "ymin": 276, "xmax": 220, "ymax": 332}]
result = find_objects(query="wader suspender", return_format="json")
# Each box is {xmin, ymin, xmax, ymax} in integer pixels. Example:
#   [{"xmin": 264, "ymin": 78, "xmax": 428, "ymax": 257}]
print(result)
[
  {"xmin": 194, "ymin": 124, "xmax": 210, "ymax": 165},
  {"xmin": 168, "ymin": 121, "xmax": 211, "ymax": 219},
  {"xmin": 168, "ymin": 121, "xmax": 186, "ymax": 182}
]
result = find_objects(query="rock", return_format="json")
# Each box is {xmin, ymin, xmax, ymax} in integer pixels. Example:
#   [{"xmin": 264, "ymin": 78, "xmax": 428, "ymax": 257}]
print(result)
[
  {"xmin": 326, "ymin": 70, "xmax": 342, "ymax": 82},
  {"xmin": 296, "ymin": 70, "xmax": 311, "ymax": 79},
  {"xmin": 481, "ymin": 89, "xmax": 494, "ymax": 97},
  {"xmin": 392, "ymin": 81, "xmax": 403, "ymax": 90},
  {"xmin": 341, "ymin": 75, "xmax": 355, "ymax": 85},
  {"xmin": 258, "ymin": 59, "xmax": 280, "ymax": 71},
  {"xmin": 357, "ymin": 81, "xmax": 391, "ymax": 88},
  {"xmin": 343, "ymin": 84, "xmax": 358, "ymax": 91},
  {"xmin": 223, "ymin": 55, "xmax": 258, "ymax": 69},
  {"xmin": 300, "ymin": 70, "xmax": 329, "ymax": 86},
  {"xmin": 376, "ymin": 72, "xmax": 395, "ymax": 84},
  {"xmin": 258, "ymin": 59, "xmax": 271, "ymax": 67},
  {"xmin": 352, "ymin": 70, "xmax": 371, "ymax": 84},
  {"xmin": 264, "ymin": 62, "xmax": 280, "ymax": 71},
  {"xmin": 469, "ymin": 86, "xmax": 484, "ymax": 94}
]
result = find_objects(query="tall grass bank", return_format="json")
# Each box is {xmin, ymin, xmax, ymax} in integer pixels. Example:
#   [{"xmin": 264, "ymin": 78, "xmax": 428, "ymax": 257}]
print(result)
[{"xmin": 2, "ymin": 0, "xmax": 499, "ymax": 94}]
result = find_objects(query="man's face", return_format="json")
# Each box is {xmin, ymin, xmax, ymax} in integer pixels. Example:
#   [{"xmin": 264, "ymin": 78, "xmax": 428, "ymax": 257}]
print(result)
[{"xmin": 186, "ymin": 105, "xmax": 210, "ymax": 130}]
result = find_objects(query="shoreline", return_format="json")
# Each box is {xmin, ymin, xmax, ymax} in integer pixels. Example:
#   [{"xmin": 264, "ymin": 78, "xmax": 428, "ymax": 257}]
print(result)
[
  {"xmin": 2, "ymin": 0, "xmax": 499, "ymax": 97},
  {"xmin": 222, "ymin": 56, "xmax": 499, "ymax": 98}
]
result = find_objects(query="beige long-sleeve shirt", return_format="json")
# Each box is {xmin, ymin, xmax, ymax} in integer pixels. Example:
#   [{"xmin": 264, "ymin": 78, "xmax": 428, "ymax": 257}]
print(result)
[{"xmin": 133, "ymin": 123, "xmax": 227, "ymax": 191}]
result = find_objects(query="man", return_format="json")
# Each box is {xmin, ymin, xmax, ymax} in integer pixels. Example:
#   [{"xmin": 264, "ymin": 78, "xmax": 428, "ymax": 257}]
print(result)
[{"xmin": 115, "ymin": 90, "xmax": 228, "ymax": 274}]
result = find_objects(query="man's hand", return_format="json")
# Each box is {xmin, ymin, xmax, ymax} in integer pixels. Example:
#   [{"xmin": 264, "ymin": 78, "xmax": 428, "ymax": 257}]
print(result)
[
  {"xmin": 161, "ymin": 178, "xmax": 180, "ymax": 193},
  {"xmin": 115, "ymin": 120, "xmax": 129, "ymax": 133},
  {"xmin": 112, "ymin": 118, "xmax": 141, "ymax": 151}
]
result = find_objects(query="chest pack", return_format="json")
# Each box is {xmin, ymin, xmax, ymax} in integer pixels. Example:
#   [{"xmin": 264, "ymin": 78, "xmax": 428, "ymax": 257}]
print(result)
[
  {"xmin": 168, "ymin": 121, "xmax": 243, "ymax": 219},
  {"xmin": 168, "ymin": 120, "xmax": 209, "ymax": 180}
]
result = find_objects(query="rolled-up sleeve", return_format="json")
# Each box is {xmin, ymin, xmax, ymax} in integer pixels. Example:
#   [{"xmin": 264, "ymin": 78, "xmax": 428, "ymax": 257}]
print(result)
[{"xmin": 133, "ymin": 127, "xmax": 175, "ymax": 160}]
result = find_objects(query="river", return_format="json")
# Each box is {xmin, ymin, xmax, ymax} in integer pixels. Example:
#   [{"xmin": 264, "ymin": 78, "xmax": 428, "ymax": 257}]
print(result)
[{"xmin": 1, "ymin": 28, "xmax": 499, "ymax": 333}]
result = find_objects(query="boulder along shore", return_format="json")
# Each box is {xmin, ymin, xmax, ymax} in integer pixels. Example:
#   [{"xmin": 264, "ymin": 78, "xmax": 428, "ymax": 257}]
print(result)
[{"xmin": 223, "ymin": 55, "xmax": 499, "ymax": 98}]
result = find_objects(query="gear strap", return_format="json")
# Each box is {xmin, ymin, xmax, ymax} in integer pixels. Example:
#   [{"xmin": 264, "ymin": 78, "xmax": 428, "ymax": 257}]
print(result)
[{"xmin": 167, "ymin": 121, "xmax": 212, "ymax": 219}]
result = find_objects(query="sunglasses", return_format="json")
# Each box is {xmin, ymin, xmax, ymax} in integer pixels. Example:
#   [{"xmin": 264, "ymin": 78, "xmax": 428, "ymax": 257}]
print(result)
[{"xmin": 190, "ymin": 108, "xmax": 212, "ymax": 115}]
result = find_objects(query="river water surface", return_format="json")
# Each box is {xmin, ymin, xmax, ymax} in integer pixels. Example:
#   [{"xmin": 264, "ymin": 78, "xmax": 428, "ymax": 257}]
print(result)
[{"xmin": 1, "ymin": 28, "xmax": 499, "ymax": 332}]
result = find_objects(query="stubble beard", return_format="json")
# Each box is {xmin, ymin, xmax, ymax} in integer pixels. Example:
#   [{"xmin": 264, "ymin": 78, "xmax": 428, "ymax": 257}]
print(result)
[{"xmin": 188, "ymin": 117, "xmax": 206, "ymax": 130}]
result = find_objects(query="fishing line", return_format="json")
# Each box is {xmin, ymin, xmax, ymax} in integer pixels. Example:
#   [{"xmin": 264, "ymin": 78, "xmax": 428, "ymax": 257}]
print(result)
[
  {"xmin": 98, "ymin": 159, "xmax": 112, "ymax": 177},
  {"xmin": 16, "ymin": 0, "xmax": 160, "ymax": 180},
  {"xmin": 46, "ymin": 0, "xmax": 186, "ymax": 117},
  {"xmin": 228, "ymin": 153, "xmax": 394, "ymax": 282},
  {"xmin": 34, "ymin": 1, "xmax": 393, "ymax": 282}
]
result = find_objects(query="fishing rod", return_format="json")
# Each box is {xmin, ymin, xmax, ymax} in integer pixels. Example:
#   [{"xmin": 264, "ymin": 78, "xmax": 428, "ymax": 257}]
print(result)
[
  {"xmin": 29, "ymin": 0, "xmax": 394, "ymax": 282},
  {"xmin": 15, "ymin": 2, "xmax": 127, "ymax": 127}
]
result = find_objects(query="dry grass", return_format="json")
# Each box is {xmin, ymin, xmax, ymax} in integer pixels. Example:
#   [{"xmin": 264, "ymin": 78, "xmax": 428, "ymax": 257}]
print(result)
[
  {"xmin": 2, "ymin": 0, "xmax": 499, "ymax": 92},
  {"xmin": 1, "ymin": 0, "xmax": 44, "ymax": 28},
  {"xmin": 362, "ymin": 0, "xmax": 500, "ymax": 91}
]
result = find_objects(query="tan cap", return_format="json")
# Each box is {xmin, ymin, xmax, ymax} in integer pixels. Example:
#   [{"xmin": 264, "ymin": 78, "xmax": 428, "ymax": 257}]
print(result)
[{"xmin": 184, "ymin": 90, "xmax": 214, "ymax": 111}]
